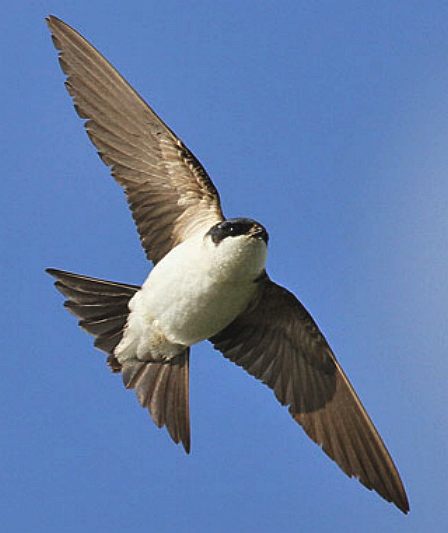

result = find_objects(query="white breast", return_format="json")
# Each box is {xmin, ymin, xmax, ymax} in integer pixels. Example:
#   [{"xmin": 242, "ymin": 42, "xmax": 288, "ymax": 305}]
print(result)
[{"xmin": 115, "ymin": 231, "xmax": 267, "ymax": 363}]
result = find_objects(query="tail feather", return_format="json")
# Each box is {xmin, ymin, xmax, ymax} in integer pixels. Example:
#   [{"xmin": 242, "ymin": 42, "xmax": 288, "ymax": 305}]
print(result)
[
  {"xmin": 122, "ymin": 354, "xmax": 190, "ymax": 452},
  {"xmin": 47, "ymin": 268, "xmax": 191, "ymax": 452}
]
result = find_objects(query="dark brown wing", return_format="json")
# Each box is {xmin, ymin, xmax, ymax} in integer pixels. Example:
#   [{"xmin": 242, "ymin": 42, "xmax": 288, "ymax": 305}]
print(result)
[
  {"xmin": 46, "ymin": 268, "xmax": 139, "ymax": 371},
  {"xmin": 46, "ymin": 16, "xmax": 224, "ymax": 264},
  {"xmin": 210, "ymin": 278, "xmax": 409, "ymax": 513}
]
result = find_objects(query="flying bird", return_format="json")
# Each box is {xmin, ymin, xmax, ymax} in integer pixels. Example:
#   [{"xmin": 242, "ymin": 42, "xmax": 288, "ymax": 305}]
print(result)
[{"xmin": 45, "ymin": 16, "xmax": 409, "ymax": 513}]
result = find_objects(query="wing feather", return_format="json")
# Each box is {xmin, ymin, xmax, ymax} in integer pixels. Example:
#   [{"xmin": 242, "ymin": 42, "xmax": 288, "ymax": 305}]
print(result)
[
  {"xmin": 47, "ymin": 16, "xmax": 224, "ymax": 264},
  {"xmin": 210, "ymin": 278, "xmax": 409, "ymax": 513}
]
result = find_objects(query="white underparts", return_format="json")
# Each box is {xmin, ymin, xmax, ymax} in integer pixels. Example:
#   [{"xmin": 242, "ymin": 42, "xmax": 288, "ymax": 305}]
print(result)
[{"xmin": 114, "ymin": 231, "xmax": 267, "ymax": 364}]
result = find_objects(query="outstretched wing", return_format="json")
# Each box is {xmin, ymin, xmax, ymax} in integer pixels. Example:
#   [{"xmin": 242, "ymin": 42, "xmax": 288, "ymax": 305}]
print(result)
[
  {"xmin": 47, "ymin": 16, "xmax": 224, "ymax": 264},
  {"xmin": 210, "ymin": 278, "xmax": 409, "ymax": 513}
]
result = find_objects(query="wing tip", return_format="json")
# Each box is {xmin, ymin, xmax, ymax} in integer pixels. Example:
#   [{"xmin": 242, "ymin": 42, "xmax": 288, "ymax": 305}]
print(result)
[
  {"xmin": 182, "ymin": 435, "xmax": 191, "ymax": 455},
  {"xmin": 45, "ymin": 268, "xmax": 73, "ymax": 284},
  {"xmin": 396, "ymin": 492, "xmax": 410, "ymax": 514},
  {"xmin": 46, "ymin": 15, "xmax": 59, "ymax": 34},
  {"xmin": 46, "ymin": 15, "xmax": 63, "ymax": 28}
]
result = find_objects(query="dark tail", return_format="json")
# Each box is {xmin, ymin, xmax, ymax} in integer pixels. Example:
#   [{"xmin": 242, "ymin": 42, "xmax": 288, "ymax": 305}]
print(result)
[
  {"xmin": 122, "ymin": 353, "xmax": 190, "ymax": 453},
  {"xmin": 46, "ymin": 268, "xmax": 191, "ymax": 452}
]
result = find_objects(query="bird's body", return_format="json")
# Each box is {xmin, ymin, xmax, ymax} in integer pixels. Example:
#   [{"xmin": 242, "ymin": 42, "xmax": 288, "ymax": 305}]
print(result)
[
  {"xmin": 45, "ymin": 15, "xmax": 409, "ymax": 513},
  {"xmin": 115, "ymin": 225, "xmax": 267, "ymax": 363}
]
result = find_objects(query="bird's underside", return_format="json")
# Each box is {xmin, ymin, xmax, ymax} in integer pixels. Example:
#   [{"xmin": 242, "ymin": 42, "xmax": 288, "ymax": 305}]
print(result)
[{"xmin": 46, "ymin": 15, "xmax": 409, "ymax": 514}]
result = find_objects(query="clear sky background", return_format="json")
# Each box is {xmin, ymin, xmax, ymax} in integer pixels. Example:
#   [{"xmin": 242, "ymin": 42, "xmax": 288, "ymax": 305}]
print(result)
[{"xmin": 2, "ymin": 1, "xmax": 448, "ymax": 532}]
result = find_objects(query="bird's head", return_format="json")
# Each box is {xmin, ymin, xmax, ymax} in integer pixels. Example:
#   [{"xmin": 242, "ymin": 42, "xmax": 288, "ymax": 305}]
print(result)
[
  {"xmin": 207, "ymin": 218, "xmax": 269, "ymax": 246},
  {"xmin": 205, "ymin": 218, "xmax": 268, "ymax": 280}
]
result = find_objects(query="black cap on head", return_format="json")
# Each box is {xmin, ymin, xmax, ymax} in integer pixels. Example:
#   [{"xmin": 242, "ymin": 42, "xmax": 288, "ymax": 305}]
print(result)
[{"xmin": 207, "ymin": 218, "xmax": 269, "ymax": 245}]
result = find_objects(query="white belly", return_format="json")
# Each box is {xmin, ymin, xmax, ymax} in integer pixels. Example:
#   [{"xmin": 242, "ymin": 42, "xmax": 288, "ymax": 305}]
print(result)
[{"xmin": 115, "ymin": 231, "xmax": 267, "ymax": 363}]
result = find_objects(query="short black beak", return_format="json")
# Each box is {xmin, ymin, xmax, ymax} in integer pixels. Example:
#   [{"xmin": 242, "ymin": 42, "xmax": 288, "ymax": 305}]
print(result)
[{"xmin": 249, "ymin": 225, "xmax": 269, "ymax": 244}]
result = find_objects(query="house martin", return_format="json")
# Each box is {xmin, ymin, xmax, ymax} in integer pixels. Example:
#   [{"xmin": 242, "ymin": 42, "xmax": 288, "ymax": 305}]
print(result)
[{"xmin": 46, "ymin": 16, "xmax": 409, "ymax": 513}]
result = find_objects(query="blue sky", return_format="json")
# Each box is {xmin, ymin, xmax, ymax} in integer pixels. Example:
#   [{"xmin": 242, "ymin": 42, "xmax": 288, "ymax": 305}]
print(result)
[{"xmin": 2, "ymin": 1, "xmax": 448, "ymax": 531}]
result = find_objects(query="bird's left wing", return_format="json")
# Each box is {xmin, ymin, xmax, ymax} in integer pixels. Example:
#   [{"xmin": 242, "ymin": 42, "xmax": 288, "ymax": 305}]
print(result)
[
  {"xmin": 210, "ymin": 277, "xmax": 409, "ymax": 513},
  {"xmin": 47, "ymin": 16, "xmax": 224, "ymax": 264}
]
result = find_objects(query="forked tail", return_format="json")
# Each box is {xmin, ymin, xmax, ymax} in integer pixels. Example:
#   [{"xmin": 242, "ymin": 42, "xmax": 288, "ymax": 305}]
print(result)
[{"xmin": 46, "ymin": 268, "xmax": 190, "ymax": 452}]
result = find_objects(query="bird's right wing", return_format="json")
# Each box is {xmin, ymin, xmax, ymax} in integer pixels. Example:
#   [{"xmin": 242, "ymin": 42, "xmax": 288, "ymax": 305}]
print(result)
[
  {"xmin": 47, "ymin": 16, "xmax": 224, "ymax": 264},
  {"xmin": 210, "ymin": 277, "xmax": 409, "ymax": 513}
]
